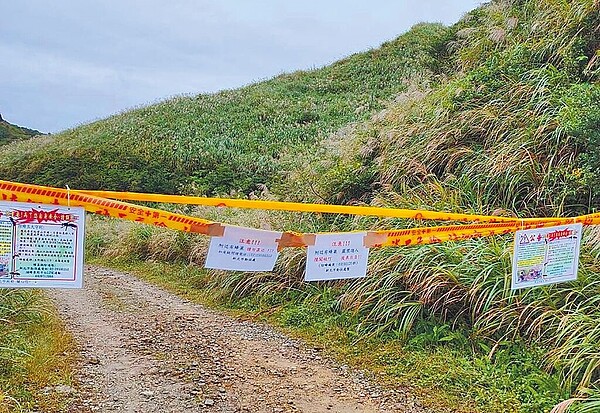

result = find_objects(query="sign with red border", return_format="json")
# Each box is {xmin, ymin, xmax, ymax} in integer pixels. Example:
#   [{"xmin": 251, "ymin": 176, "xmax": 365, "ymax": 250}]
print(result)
[{"xmin": 0, "ymin": 201, "xmax": 84, "ymax": 289}]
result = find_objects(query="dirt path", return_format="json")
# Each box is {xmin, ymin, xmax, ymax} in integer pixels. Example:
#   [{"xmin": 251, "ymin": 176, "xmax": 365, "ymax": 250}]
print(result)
[{"xmin": 49, "ymin": 265, "xmax": 430, "ymax": 413}]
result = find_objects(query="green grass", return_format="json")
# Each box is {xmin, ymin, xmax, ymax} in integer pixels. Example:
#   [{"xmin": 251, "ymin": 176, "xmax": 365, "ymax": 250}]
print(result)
[
  {"xmin": 0, "ymin": 290, "xmax": 77, "ymax": 413},
  {"xmin": 0, "ymin": 23, "xmax": 451, "ymax": 196},
  {"xmin": 3, "ymin": 0, "xmax": 600, "ymax": 411},
  {"xmin": 0, "ymin": 117, "xmax": 42, "ymax": 146}
]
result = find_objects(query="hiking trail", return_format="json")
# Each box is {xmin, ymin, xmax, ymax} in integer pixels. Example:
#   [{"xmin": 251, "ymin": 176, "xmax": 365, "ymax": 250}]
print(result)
[{"xmin": 49, "ymin": 265, "xmax": 431, "ymax": 413}]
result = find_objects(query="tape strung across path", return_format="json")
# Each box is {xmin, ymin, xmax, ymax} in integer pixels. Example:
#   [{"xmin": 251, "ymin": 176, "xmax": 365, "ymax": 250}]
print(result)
[
  {"xmin": 78, "ymin": 188, "xmax": 600, "ymax": 247},
  {"xmin": 2, "ymin": 180, "xmax": 600, "ymax": 249},
  {"xmin": 80, "ymin": 189, "xmax": 558, "ymax": 223},
  {"xmin": 0, "ymin": 180, "xmax": 220, "ymax": 235}
]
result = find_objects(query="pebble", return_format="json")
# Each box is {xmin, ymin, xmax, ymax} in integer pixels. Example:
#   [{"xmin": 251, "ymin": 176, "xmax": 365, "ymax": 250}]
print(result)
[{"xmin": 54, "ymin": 385, "xmax": 77, "ymax": 395}]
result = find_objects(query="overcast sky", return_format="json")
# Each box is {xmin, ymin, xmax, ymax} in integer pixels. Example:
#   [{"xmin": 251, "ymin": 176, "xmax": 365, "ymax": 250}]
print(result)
[{"xmin": 1, "ymin": 1, "xmax": 482, "ymax": 133}]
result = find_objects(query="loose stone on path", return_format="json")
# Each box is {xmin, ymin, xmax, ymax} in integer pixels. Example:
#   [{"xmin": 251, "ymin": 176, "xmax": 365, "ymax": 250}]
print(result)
[{"xmin": 49, "ymin": 265, "xmax": 432, "ymax": 413}]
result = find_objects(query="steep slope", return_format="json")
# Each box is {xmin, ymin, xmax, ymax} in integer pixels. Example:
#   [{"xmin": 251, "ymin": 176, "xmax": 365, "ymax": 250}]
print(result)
[
  {"xmin": 0, "ymin": 23, "xmax": 451, "ymax": 195},
  {"xmin": 291, "ymin": 0, "xmax": 600, "ymax": 216},
  {"xmin": 0, "ymin": 113, "xmax": 43, "ymax": 145}
]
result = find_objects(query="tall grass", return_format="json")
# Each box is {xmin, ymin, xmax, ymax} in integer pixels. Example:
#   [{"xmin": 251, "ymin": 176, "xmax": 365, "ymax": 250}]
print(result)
[
  {"xmin": 0, "ymin": 289, "xmax": 76, "ymax": 412},
  {"xmin": 86, "ymin": 3, "xmax": 600, "ymax": 410}
]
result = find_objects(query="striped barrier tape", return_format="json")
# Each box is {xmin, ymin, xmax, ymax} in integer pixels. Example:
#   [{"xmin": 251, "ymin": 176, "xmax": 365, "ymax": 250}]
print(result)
[
  {"xmin": 0, "ymin": 180, "xmax": 218, "ymax": 235},
  {"xmin": 1, "ymin": 180, "xmax": 599, "ymax": 249},
  {"xmin": 79, "ymin": 189, "xmax": 556, "ymax": 223}
]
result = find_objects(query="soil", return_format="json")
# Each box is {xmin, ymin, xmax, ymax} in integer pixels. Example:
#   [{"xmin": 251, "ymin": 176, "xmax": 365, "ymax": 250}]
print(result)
[{"xmin": 48, "ymin": 265, "xmax": 431, "ymax": 413}]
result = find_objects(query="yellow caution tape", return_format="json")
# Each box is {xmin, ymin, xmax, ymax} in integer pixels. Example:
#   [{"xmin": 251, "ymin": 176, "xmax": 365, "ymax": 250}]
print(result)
[
  {"xmin": 364, "ymin": 218, "xmax": 596, "ymax": 248},
  {"xmin": 0, "ymin": 180, "xmax": 218, "ymax": 235},
  {"xmin": 80, "ymin": 189, "xmax": 558, "ymax": 223},
  {"xmin": 2, "ymin": 180, "xmax": 599, "ymax": 249}
]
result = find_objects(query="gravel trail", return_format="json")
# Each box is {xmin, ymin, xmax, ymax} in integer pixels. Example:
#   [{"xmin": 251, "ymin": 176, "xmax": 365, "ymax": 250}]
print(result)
[{"xmin": 49, "ymin": 265, "xmax": 431, "ymax": 413}]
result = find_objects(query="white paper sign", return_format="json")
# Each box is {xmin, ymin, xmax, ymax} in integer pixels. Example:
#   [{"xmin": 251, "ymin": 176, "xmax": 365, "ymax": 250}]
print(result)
[
  {"xmin": 305, "ymin": 232, "xmax": 369, "ymax": 281},
  {"xmin": 0, "ymin": 201, "xmax": 85, "ymax": 289},
  {"xmin": 512, "ymin": 223, "xmax": 582, "ymax": 290},
  {"xmin": 204, "ymin": 226, "xmax": 282, "ymax": 272}
]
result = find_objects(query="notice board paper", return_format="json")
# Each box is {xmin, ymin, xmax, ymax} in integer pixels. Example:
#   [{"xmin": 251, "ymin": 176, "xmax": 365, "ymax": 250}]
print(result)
[
  {"xmin": 0, "ymin": 201, "xmax": 85, "ymax": 289},
  {"xmin": 305, "ymin": 232, "xmax": 369, "ymax": 281},
  {"xmin": 204, "ymin": 226, "xmax": 282, "ymax": 272},
  {"xmin": 512, "ymin": 223, "xmax": 582, "ymax": 290}
]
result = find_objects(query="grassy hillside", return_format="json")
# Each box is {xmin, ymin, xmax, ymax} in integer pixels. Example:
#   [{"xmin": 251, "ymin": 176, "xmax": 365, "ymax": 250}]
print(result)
[
  {"xmin": 4, "ymin": 0, "xmax": 600, "ymax": 412},
  {"xmin": 0, "ymin": 23, "xmax": 451, "ymax": 195},
  {"xmin": 289, "ymin": 0, "xmax": 600, "ymax": 215},
  {"xmin": 0, "ymin": 114, "xmax": 43, "ymax": 146}
]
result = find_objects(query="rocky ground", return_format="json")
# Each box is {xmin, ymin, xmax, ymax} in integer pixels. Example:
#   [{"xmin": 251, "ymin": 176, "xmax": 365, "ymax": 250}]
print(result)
[{"xmin": 48, "ymin": 265, "xmax": 431, "ymax": 413}]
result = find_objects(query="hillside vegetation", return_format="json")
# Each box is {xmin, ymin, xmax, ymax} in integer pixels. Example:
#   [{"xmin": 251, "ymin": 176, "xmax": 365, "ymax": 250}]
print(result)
[
  {"xmin": 0, "ymin": 114, "xmax": 43, "ymax": 146},
  {"xmin": 4, "ymin": 0, "xmax": 600, "ymax": 412},
  {"xmin": 0, "ymin": 23, "xmax": 450, "ymax": 194}
]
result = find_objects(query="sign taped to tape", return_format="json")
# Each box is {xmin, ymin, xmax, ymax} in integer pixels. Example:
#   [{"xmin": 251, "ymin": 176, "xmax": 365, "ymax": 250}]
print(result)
[
  {"xmin": 204, "ymin": 225, "xmax": 282, "ymax": 272},
  {"xmin": 512, "ymin": 223, "xmax": 582, "ymax": 290},
  {"xmin": 0, "ymin": 201, "xmax": 85, "ymax": 288},
  {"xmin": 305, "ymin": 232, "xmax": 369, "ymax": 281}
]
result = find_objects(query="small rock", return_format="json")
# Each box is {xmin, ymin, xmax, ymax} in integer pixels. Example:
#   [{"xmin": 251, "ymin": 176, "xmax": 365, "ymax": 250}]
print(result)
[
  {"xmin": 204, "ymin": 398, "xmax": 215, "ymax": 406},
  {"xmin": 54, "ymin": 385, "xmax": 76, "ymax": 395},
  {"xmin": 141, "ymin": 390, "xmax": 154, "ymax": 397}
]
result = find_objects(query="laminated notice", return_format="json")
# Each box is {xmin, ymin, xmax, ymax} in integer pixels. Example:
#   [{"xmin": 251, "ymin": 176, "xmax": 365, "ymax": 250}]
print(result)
[
  {"xmin": 204, "ymin": 226, "xmax": 282, "ymax": 272},
  {"xmin": 305, "ymin": 232, "xmax": 369, "ymax": 281},
  {"xmin": 0, "ymin": 201, "xmax": 85, "ymax": 288},
  {"xmin": 512, "ymin": 223, "xmax": 582, "ymax": 290}
]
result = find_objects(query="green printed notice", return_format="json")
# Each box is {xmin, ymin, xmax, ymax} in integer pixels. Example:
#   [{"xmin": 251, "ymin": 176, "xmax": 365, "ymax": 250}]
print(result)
[
  {"xmin": 512, "ymin": 223, "xmax": 582, "ymax": 290},
  {"xmin": 0, "ymin": 201, "xmax": 85, "ymax": 289}
]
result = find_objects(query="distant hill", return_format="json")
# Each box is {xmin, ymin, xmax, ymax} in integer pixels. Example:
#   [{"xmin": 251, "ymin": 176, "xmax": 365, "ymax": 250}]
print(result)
[{"xmin": 0, "ymin": 114, "xmax": 44, "ymax": 146}]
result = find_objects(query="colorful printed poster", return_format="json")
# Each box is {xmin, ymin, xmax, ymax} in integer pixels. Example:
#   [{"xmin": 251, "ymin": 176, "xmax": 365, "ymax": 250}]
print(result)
[
  {"xmin": 0, "ymin": 201, "xmax": 85, "ymax": 289},
  {"xmin": 512, "ymin": 223, "xmax": 582, "ymax": 290},
  {"xmin": 305, "ymin": 232, "xmax": 369, "ymax": 281},
  {"xmin": 204, "ymin": 226, "xmax": 282, "ymax": 272}
]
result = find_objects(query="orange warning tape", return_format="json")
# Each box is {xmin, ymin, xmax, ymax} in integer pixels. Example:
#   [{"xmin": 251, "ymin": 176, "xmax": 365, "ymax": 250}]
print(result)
[
  {"xmin": 364, "ymin": 219, "xmax": 590, "ymax": 248},
  {"xmin": 79, "ymin": 189, "xmax": 555, "ymax": 223},
  {"xmin": 79, "ymin": 188, "xmax": 600, "ymax": 248},
  {"xmin": 1, "ymin": 180, "xmax": 599, "ymax": 249},
  {"xmin": 0, "ymin": 180, "xmax": 217, "ymax": 235}
]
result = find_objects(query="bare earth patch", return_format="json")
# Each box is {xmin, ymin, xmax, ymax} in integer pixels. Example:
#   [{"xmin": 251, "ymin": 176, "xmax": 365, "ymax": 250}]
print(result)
[{"xmin": 49, "ymin": 265, "xmax": 431, "ymax": 413}]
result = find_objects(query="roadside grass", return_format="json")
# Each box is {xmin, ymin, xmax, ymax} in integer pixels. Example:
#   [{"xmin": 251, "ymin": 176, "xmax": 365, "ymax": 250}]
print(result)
[
  {"xmin": 91, "ymin": 256, "xmax": 566, "ymax": 413},
  {"xmin": 0, "ymin": 291, "xmax": 77, "ymax": 413}
]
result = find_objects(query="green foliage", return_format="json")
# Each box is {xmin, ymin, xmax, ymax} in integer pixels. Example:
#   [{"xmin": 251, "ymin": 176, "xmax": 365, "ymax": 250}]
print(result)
[
  {"xmin": 556, "ymin": 83, "xmax": 600, "ymax": 204},
  {"xmin": 0, "ymin": 23, "xmax": 450, "ymax": 195},
  {"xmin": 7, "ymin": 0, "xmax": 600, "ymax": 411},
  {"xmin": 383, "ymin": 323, "xmax": 567, "ymax": 412},
  {"xmin": 0, "ymin": 290, "xmax": 75, "ymax": 412},
  {"xmin": 359, "ymin": 0, "xmax": 600, "ymax": 216},
  {"xmin": 0, "ymin": 117, "xmax": 42, "ymax": 146}
]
